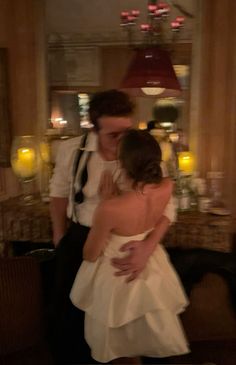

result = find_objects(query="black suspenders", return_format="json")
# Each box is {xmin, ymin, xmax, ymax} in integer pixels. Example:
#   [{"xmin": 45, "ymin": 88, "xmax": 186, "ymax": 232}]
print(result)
[{"xmin": 72, "ymin": 134, "xmax": 91, "ymax": 205}]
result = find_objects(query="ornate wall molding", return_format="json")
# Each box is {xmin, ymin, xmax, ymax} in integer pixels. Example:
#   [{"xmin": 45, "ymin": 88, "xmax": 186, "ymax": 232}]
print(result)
[
  {"xmin": 47, "ymin": 31, "xmax": 193, "ymax": 88},
  {"xmin": 48, "ymin": 32, "xmax": 128, "ymax": 47},
  {"xmin": 48, "ymin": 30, "xmax": 193, "ymax": 48}
]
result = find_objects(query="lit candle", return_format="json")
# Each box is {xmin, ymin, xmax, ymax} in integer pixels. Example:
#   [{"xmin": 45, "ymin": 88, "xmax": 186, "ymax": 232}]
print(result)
[
  {"xmin": 12, "ymin": 147, "xmax": 37, "ymax": 179},
  {"xmin": 140, "ymin": 23, "xmax": 151, "ymax": 32},
  {"xmin": 158, "ymin": 2, "xmax": 168, "ymax": 8},
  {"xmin": 131, "ymin": 9, "xmax": 140, "ymax": 18},
  {"xmin": 120, "ymin": 11, "xmax": 129, "ymax": 19},
  {"xmin": 178, "ymin": 151, "xmax": 195, "ymax": 175},
  {"xmin": 148, "ymin": 4, "xmax": 157, "ymax": 14},
  {"xmin": 127, "ymin": 15, "xmax": 135, "ymax": 23},
  {"xmin": 120, "ymin": 11, "xmax": 129, "ymax": 25},
  {"xmin": 156, "ymin": 3, "xmax": 170, "ymax": 17},
  {"xmin": 176, "ymin": 16, "xmax": 185, "ymax": 25},
  {"xmin": 171, "ymin": 21, "xmax": 180, "ymax": 31},
  {"xmin": 138, "ymin": 121, "xmax": 147, "ymax": 130},
  {"xmin": 155, "ymin": 9, "xmax": 163, "ymax": 17}
]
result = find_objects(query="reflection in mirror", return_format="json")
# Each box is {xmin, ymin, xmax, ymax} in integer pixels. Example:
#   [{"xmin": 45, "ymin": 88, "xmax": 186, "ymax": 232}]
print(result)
[
  {"xmin": 47, "ymin": 61, "xmax": 190, "ymax": 139},
  {"xmin": 48, "ymin": 91, "xmax": 81, "ymax": 136},
  {"xmin": 47, "ymin": 91, "xmax": 95, "ymax": 137},
  {"xmin": 78, "ymin": 93, "xmax": 93, "ymax": 129}
]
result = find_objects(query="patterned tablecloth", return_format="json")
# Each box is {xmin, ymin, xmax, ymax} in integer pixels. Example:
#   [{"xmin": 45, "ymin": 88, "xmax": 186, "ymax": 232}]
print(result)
[
  {"xmin": 0, "ymin": 196, "xmax": 235, "ymax": 254},
  {"xmin": 0, "ymin": 196, "xmax": 52, "ymax": 243},
  {"xmin": 164, "ymin": 211, "xmax": 235, "ymax": 253}
]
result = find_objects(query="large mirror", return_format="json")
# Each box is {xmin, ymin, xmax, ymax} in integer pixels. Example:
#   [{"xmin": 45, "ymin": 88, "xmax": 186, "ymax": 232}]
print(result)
[
  {"xmin": 47, "ymin": 44, "xmax": 192, "ymax": 137},
  {"xmin": 45, "ymin": 0, "xmax": 195, "ymax": 139}
]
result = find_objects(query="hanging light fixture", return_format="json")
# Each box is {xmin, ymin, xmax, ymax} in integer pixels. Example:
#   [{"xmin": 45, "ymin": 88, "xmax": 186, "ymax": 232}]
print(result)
[
  {"xmin": 121, "ymin": 46, "xmax": 181, "ymax": 97},
  {"xmin": 141, "ymin": 87, "xmax": 165, "ymax": 96},
  {"xmin": 119, "ymin": 0, "xmax": 192, "ymax": 97}
]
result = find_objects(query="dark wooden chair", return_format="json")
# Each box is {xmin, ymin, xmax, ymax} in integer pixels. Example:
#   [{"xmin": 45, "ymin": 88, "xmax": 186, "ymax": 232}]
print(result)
[{"xmin": 0, "ymin": 256, "xmax": 53, "ymax": 364}]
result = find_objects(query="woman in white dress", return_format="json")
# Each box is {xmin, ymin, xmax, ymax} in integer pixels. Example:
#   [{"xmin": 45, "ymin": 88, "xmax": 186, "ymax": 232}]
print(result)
[{"xmin": 70, "ymin": 129, "xmax": 189, "ymax": 364}]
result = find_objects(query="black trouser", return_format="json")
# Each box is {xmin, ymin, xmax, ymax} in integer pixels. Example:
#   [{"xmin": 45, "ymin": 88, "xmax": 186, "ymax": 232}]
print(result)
[{"xmin": 49, "ymin": 222, "xmax": 98, "ymax": 364}]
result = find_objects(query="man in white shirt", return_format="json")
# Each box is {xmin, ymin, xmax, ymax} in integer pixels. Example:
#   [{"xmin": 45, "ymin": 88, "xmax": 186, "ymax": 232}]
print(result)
[{"xmin": 49, "ymin": 89, "xmax": 175, "ymax": 364}]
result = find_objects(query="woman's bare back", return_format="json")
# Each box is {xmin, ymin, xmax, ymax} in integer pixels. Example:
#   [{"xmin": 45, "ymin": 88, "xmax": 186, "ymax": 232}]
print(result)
[{"xmin": 106, "ymin": 178, "xmax": 172, "ymax": 237}]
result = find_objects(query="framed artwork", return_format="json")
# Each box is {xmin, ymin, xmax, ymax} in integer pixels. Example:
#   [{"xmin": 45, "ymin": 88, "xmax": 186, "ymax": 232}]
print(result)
[{"xmin": 0, "ymin": 48, "xmax": 11, "ymax": 167}]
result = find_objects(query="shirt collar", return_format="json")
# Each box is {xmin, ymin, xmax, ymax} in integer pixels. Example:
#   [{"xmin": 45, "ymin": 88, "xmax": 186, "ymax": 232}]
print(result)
[{"xmin": 82, "ymin": 131, "xmax": 98, "ymax": 152}]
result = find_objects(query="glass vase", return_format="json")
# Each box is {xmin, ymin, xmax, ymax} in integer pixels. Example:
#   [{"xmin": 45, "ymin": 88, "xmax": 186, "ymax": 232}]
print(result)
[
  {"xmin": 11, "ymin": 136, "xmax": 39, "ymax": 205},
  {"xmin": 39, "ymin": 136, "xmax": 54, "ymax": 202}
]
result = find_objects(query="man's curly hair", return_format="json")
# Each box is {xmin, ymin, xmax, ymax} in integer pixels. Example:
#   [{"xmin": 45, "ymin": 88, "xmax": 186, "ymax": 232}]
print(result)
[{"xmin": 89, "ymin": 89, "xmax": 135, "ymax": 130}]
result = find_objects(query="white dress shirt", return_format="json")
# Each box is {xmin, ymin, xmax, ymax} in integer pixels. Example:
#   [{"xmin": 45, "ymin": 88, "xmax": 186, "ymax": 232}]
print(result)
[{"xmin": 50, "ymin": 131, "xmax": 176, "ymax": 227}]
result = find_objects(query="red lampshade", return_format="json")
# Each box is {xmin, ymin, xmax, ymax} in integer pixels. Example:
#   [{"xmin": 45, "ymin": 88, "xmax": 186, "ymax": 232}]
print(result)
[{"xmin": 120, "ymin": 47, "xmax": 181, "ymax": 97}]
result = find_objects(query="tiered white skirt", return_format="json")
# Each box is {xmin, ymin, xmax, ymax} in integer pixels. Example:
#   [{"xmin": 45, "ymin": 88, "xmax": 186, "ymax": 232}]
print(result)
[{"xmin": 70, "ymin": 232, "xmax": 190, "ymax": 363}]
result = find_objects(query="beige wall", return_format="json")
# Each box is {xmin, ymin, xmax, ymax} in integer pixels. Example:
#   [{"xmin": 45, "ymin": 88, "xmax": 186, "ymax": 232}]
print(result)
[
  {"xmin": 0, "ymin": 0, "xmax": 48, "ymax": 199},
  {"xmin": 189, "ymin": 0, "xmax": 236, "ymax": 218},
  {"xmin": 0, "ymin": 0, "xmax": 47, "ymax": 135}
]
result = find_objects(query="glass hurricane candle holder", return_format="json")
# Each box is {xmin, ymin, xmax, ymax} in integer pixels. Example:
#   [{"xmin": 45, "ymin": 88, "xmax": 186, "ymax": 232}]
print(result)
[
  {"xmin": 178, "ymin": 151, "xmax": 195, "ymax": 176},
  {"xmin": 39, "ymin": 137, "xmax": 53, "ymax": 202},
  {"xmin": 11, "ymin": 136, "xmax": 39, "ymax": 205}
]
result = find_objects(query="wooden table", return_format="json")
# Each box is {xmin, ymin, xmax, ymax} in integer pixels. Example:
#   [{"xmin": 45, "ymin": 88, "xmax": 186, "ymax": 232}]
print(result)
[
  {"xmin": 0, "ymin": 196, "xmax": 235, "ymax": 253},
  {"xmin": 164, "ymin": 211, "xmax": 235, "ymax": 253},
  {"xmin": 0, "ymin": 195, "xmax": 52, "ymax": 243}
]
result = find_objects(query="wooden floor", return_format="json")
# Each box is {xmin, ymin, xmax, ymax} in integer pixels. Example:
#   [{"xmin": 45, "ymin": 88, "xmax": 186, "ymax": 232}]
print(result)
[{"xmin": 165, "ymin": 339, "xmax": 236, "ymax": 365}]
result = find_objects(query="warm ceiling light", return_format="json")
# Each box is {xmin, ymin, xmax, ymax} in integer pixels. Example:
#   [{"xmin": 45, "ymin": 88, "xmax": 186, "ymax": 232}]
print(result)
[
  {"xmin": 141, "ymin": 87, "xmax": 165, "ymax": 95},
  {"xmin": 120, "ymin": 2, "xmax": 186, "ymax": 41},
  {"xmin": 173, "ymin": 65, "xmax": 189, "ymax": 78},
  {"xmin": 119, "ymin": 0, "xmax": 193, "ymax": 98},
  {"xmin": 120, "ymin": 47, "xmax": 181, "ymax": 97},
  {"xmin": 138, "ymin": 121, "xmax": 147, "ymax": 130}
]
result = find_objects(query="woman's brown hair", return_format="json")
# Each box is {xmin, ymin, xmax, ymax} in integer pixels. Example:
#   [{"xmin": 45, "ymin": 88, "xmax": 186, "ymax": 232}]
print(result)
[{"xmin": 119, "ymin": 129, "xmax": 162, "ymax": 188}]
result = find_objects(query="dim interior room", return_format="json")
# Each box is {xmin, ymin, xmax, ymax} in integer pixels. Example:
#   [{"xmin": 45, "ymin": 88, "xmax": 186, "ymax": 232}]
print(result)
[{"xmin": 0, "ymin": 1, "xmax": 236, "ymax": 365}]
